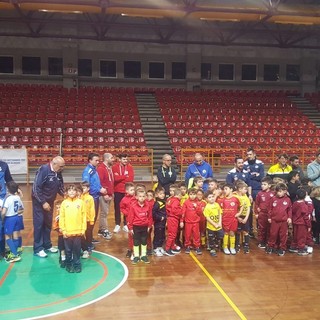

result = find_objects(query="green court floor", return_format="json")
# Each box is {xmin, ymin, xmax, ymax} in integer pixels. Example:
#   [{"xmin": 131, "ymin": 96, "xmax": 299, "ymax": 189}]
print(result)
[{"xmin": 0, "ymin": 247, "xmax": 128, "ymax": 320}]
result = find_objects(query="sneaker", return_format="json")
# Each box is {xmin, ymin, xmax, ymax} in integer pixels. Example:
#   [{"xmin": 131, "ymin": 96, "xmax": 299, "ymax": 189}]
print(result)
[
  {"xmin": 288, "ymin": 247, "xmax": 298, "ymax": 253},
  {"xmin": 130, "ymin": 253, "xmax": 134, "ymax": 261},
  {"xmin": 97, "ymin": 229, "xmax": 104, "ymax": 236},
  {"xmin": 223, "ymin": 248, "xmax": 230, "ymax": 255},
  {"xmin": 210, "ymin": 249, "xmax": 217, "ymax": 257},
  {"xmin": 132, "ymin": 257, "xmax": 140, "ymax": 265},
  {"xmin": 113, "ymin": 225, "xmax": 121, "ymax": 233},
  {"xmin": 195, "ymin": 248, "xmax": 202, "ymax": 255},
  {"xmin": 102, "ymin": 231, "xmax": 113, "ymax": 240},
  {"xmin": 17, "ymin": 247, "xmax": 23, "ymax": 255},
  {"xmin": 307, "ymin": 246, "xmax": 313, "ymax": 254},
  {"xmin": 171, "ymin": 247, "xmax": 181, "ymax": 254},
  {"xmin": 278, "ymin": 249, "xmax": 285, "ymax": 256},
  {"xmin": 47, "ymin": 247, "xmax": 58, "ymax": 253},
  {"xmin": 258, "ymin": 243, "xmax": 266, "ymax": 249},
  {"xmin": 159, "ymin": 247, "xmax": 166, "ymax": 255},
  {"xmin": 66, "ymin": 265, "xmax": 74, "ymax": 273},
  {"xmin": 35, "ymin": 250, "xmax": 48, "ymax": 258},
  {"xmin": 265, "ymin": 247, "xmax": 273, "ymax": 254},
  {"xmin": 126, "ymin": 250, "xmax": 133, "ymax": 258},
  {"xmin": 243, "ymin": 246, "xmax": 250, "ymax": 254},
  {"xmin": 185, "ymin": 247, "xmax": 191, "ymax": 254},
  {"xmin": 248, "ymin": 231, "xmax": 255, "ymax": 238},
  {"xmin": 60, "ymin": 260, "xmax": 66, "ymax": 268},
  {"xmin": 297, "ymin": 249, "xmax": 308, "ymax": 256},
  {"xmin": 88, "ymin": 245, "xmax": 95, "ymax": 251},
  {"xmin": 206, "ymin": 246, "xmax": 211, "ymax": 251},
  {"xmin": 122, "ymin": 225, "xmax": 129, "ymax": 233},
  {"xmin": 5, "ymin": 253, "xmax": 21, "ymax": 263},
  {"xmin": 140, "ymin": 256, "xmax": 150, "ymax": 264},
  {"xmin": 230, "ymin": 248, "xmax": 236, "ymax": 255},
  {"xmin": 82, "ymin": 251, "xmax": 90, "ymax": 259},
  {"xmin": 154, "ymin": 248, "xmax": 163, "ymax": 257},
  {"xmin": 74, "ymin": 267, "xmax": 82, "ymax": 273},
  {"xmin": 164, "ymin": 249, "xmax": 175, "ymax": 256},
  {"xmin": 92, "ymin": 238, "xmax": 100, "ymax": 244}
]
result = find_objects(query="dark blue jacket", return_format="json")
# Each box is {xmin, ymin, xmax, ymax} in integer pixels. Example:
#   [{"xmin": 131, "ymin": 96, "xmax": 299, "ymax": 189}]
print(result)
[
  {"xmin": 82, "ymin": 164, "xmax": 102, "ymax": 199},
  {"xmin": 243, "ymin": 159, "xmax": 265, "ymax": 192},
  {"xmin": 0, "ymin": 161, "xmax": 13, "ymax": 200},
  {"xmin": 152, "ymin": 199, "xmax": 167, "ymax": 227},
  {"xmin": 32, "ymin": 164, "xmax": 64, "ymax": 205},
  {"xmin": 226, "ymin": 168, "xmax": 250, "ymax": 185}
]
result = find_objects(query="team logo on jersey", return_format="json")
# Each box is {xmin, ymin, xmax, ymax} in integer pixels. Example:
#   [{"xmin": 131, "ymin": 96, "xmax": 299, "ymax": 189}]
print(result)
[
  {"xmin": 255, "ymin": 165, "xmax": 259, "ymax": 169},
  {"xmin": 242, "ymin": 174, "xmax": 246, "ymax": 178},
  {"xmin": 202, "ymin": 170, "xmax": 207, "ymax": 174},
  {"xmin": 230, "ymin": 202, "xmax": 236, "ymax": 206},
  {"xmin": 273, "ymin": 202, "xmax": 277, "ymax": 207},
  {"xmin": 283, "ymin": 201, "xmax": 288, "ymax": 205},
  {"xmin": 49, "ymin": 177, "xmax": 54, "ymax": 181}
]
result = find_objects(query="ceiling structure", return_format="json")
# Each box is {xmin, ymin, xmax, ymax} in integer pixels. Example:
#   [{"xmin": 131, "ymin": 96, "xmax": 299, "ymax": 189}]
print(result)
[{"xmin": 0, "ymin": 0, "xmax": 320, "ymax": 49}]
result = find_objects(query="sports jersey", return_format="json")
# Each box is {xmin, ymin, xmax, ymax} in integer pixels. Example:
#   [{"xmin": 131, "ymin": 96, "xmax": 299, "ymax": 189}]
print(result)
[
  {"xmin": 269, "ymin": 195, "xmax": 292, "ymax": 222},
  {"xmin": 112, "ymin": 162, "xmax": 134, "ymax": 193},
  {"xmin": 243, "ymin": 159, "xmax": 265, "ymax": 191},
  {"xmin": 203, "ymin": 202, "xmax": 222, "ymax": 231},
  {"xmin": 120, "ymin": 194, "xmax": 135, "ymax": 217},
  {"xmin": 3, "ymin": 194, "xmax": 23, "ymax": 217},
  {"xmin": 127, "ymin": 201, "xmax": 152, "ymax": 230},
  {"xmin": 152, "ymin": 199, "xmax": 166, "ymax": 226},
  {"xmin": 220, "ymin": 196, "xmax": 241, "ymax": 220},
  {"xmin": 226, "ymin": 168, "xmax": 250, "ymax": 185},
  {"xmin": 81, "ymin": 192, "xmax": 95, "ymax": 225},
  {"xmin": 292, "ymin": 201, "xmax": 313, "ymax": 226},
  {"xmin": 255, "ymin": 190, "xmax": 274, "ymax": 214},
  {"xmin": 234, "ymin": 193, "xmax": 251, "ymax": 217},
  {"xmin": 82, "ymin": 164, "xmax": 102, "ymax": 199},
  {"xmin": 182, "ymin": 198, "xmax": 201, "ymax": 223},
  {"xmin": 267, "ymin": 163, "xmax": 292, "ymax": 181},
  {"xmin": 166, "ymin": 196, "xmax": 183, "ymax": 221}
]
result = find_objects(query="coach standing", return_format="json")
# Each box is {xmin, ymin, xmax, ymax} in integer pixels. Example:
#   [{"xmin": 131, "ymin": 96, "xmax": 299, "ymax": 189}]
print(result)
[
  {"xmin": 157, "ymin": 154, "xmax": 177, "ymax": 197},
  {"xmin": 32, "ymin": 156, "xmax": 65, "ymax": 258}
]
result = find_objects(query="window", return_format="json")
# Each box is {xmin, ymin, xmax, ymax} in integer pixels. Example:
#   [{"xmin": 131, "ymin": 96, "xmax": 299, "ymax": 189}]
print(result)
[
  {"xmin": 219, "ymin": 64, "xmax": 234, "ymax": 80},
  {"xmin": 78, "ymin": 59, "xmax": 92, "ymax": 77},
  {"xmin": 100, "ymin": 60, "xmax": 116, "ymax": 78},
  {"xmin": 264, "ymin": 64, "xmax": 280, "ymax": 81},
  {"xmin": 0, "ymin": 56, "xmax": 13, "ymax": 74},
  {"xmin": 242, "ymin": 64, "xmax": 257, "ymax": 81},
  {"xmin": 22, "ymin": 56, "xmax": 41, "ymax": 75},
  {"xmin": 201, "ymin": 63, "xmax": 211, "ymax": 80},
  {"xmin": 286, "ymin": 64, "xmax": 300, "ymax": 81},
  {"xmin": 48, "ymin": 57, "xmax": 63, "ymax": 76},
  {"xmin": 149, "ymin": 62, "xmax": 164, "ymax": 79},
  {"xmin": 124, "ymin": 61, "xmax": 141, "ymax": 79},
  {"xmin": 172, "ymin": 62, "xmax": 186, "ymax": 80}
]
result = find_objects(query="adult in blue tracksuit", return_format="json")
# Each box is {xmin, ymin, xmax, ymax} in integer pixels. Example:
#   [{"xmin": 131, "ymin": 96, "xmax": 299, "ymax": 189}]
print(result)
[
  {"xmin": 226, "ymin": 158, "xmax": 251, "ymax": 187},
  {"xmin": 82, "ymin": 153, "xmax": 106, "ymax": 225},
  {"xmin": 32, "ymin": 156, "xmax": 65, "ymax": 257},
  {"xmin": 185, "ymin": 153, "xmax": 213, "ymax": 191},
  {"xmin": 243, "ymin": 148, "xmax": 265, "ymax": 200}
]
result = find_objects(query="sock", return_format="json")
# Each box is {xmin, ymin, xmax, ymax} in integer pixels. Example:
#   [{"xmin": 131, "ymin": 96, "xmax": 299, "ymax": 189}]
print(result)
[
  {"xmin": 18, "ymin": 236, "xmax": 22, "ymax": 248},
  {"xmin": 230, "ymin": 235, "xmax": 236, "ymax": 249},
  {"xmin": 235, "ymin": 233, "xmax": 240, "ymax": 247},
  {"xmin": 141, "ymin": 244, "xmax": 147, "ymax": 257},
  {"xmin": 13, "ymin": 239, "xmax": 19, "ymax": 252},
  {"xmin": 61, "ymin": 255, "xmax": 66, "ymax": 261},
  {"xmin": 223, "ymin": 234, "xmax": 229, "ymax": 249},
  {"xmin": 6, "ymin": 238, "xmax": 17, "ymax": 255},
  {"xmin": 244, "ymin": 234, "xmax": 249, "ymax": 246},
  {"xmin": 133, "ymin": 245, "xmax": 139, "ymax": 257}
]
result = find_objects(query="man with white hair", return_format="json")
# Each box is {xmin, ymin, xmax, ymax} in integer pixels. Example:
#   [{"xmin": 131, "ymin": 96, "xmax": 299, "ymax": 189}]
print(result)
[
  {"xmin": 185, "ymin": 153, "xmax": 213, "ymax": 191},
  {"xmin": 97, "ymin": 152, "xmax": 114, "ymax": 240},
  {"xmin": 32, "ymin": 156, "xmax": 65, "ymax": 258}
]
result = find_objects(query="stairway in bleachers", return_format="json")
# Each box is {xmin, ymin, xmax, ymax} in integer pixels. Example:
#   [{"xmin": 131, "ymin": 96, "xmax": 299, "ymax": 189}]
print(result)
[
  {"xmin": 290, "ymin": 96, "xmax": 320, "ymax": 128},
  {"xmin": 135, "ymin": 93, "xmax": 176, "ymax": 174}
]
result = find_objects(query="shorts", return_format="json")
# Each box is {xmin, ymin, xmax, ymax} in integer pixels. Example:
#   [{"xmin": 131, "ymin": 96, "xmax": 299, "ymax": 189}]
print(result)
[
  {"xmin": 4, "ymin": 215, "xmax": 20, "ymax": 235},
  {"xmin": 222, "ymin": 218, "xmax": 238, "ymax": 233},
  {"xmin": 17, "ymin": 214, "xmax": 24, "ymax": 231},
  {"xmin": 237, "ymin": 218, "xmax": 249, "ymax": 232}
]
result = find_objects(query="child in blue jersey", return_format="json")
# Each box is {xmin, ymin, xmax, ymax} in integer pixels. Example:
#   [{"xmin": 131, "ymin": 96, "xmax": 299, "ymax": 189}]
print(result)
[{"xmin": 1, "ymin": 181, "xmax": 23, "ymax": 263}]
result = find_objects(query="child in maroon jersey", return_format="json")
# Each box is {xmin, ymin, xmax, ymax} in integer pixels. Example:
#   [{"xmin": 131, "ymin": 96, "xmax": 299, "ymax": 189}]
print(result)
[
  {"xmin": 181, "ymin": 188, "xmax": 202, "ymax": 255},
  {"xmin": 164, "ymin": 187, "xmax": 182, "ymax": 256},
  {"xmin": 120, "ymin": 182, "xmax": 135, "ymax": 259},
  {"xmin": 289, "ymin": 189, "xmax": 313, "ymax": 256},
  {"xmin": 255, "ymin": 177, "xmax": 274, "ymax": 249},
  {"xmin": 127, "ymin": 189, "xmax": 153, "ymax": 265},
  {"xmin": 266, "ymin": 183, "xmax": 292, "ymax": 256}
]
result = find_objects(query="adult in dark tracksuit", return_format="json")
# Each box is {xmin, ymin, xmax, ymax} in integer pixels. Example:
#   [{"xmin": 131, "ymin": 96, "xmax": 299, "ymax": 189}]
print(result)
[
  {"xmin": 157, "ymin": 154, "xmax": 177, "ymax": 197},
  {"xmin": 32, "ymin": 156, "xmax": 65, "ymax": 258},
  {"xmin": 243, "ymin": 148, "xmax": 265, "ymax": 237}
]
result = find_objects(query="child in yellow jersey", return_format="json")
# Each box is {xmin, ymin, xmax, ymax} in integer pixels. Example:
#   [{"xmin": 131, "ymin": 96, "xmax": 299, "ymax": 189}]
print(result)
[
  {"xmin": 53, "ymin": 200, "xmax": 66, "ymax": 268},
  {"xmin": 203, "ymin": 192, "xmax": 223, "ymax": 257},
  {"xmin": 60, "ymin": 184, "xmax": 87, "ymax": 273},
  {"xmin": 193, "ymin": 176, "xmax": 204, "ymax": 190},
  {"xmin": 80, "ymin": 181, "xmax": 95, "ymax": 257},
  {"xmin": 179, "ymin": 182, "xmax": 188, "ymax": 206},
  {"xmin": 234, "ymin": 181, "xmax": 251, "ymax": 254}
]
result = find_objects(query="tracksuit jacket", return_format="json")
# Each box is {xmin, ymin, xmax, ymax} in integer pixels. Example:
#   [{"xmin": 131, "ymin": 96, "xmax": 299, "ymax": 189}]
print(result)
[{"xmin": 82, "ymin": 164, "xmax": 101, "ymax": 200}]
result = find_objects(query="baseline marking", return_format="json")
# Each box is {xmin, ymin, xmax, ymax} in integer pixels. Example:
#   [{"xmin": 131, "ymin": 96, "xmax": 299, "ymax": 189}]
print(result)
[
  {"xmin": 190, "ymin": 252, "xmax": 247, "ymax": 320},
  {"xmin": 0, "ymin": 263, "xmax": 14, "ymax": 287}
]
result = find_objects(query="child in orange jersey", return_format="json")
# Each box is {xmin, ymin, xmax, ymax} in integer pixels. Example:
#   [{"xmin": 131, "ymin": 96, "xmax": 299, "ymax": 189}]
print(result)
[
  {"xmin": 53, "ymin": 200, "xmax": 65, "ymax": 268},
  {"xmin": 120, "ymin": 182, "xmax": 136, "ymax": 259},
  {"xmin": 80, "ymin": 181, "xmax": 95, "ymax": 257},
  {"xmin": 164, "ymin": 187, "xmax": 183, "ymax": 256},
  {"xmin": 182, "ymin": 188, "xmax": 202, "ymax": 255},
  {"xmin": 220, "ymin": 184, "xmax": 242, "ymax": 255},
  {"xmin": 146, "ymin": 190, "xmax": 155, "ymax": 255},
  {"xmin": 128, "ymin": 189, "xmax": 153, "ymax": 265},
  {"xmin": 196, "ymin": 189, "xmax": 207, "ymax": 247}
]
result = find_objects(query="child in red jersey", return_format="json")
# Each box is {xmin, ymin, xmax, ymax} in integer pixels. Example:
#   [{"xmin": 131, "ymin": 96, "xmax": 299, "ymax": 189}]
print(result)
[
  {"xmin": 146, "ymin": 190, "xmax": 155, "ymax": 255},
  {"xmin": 181, "ymin": 188, "xmax": 202, "ymax": 255},
  {"xmin": 196, "ymin": 189, "xmax": 207, "ymax": 247},
  {"xmin": 127, "ymin": 189, "xmax": 153, "ymax": 265},
  {"xmin": 289, "ymin": 189, "xmax": 313, "ymax": 256},
  {"xmin": 120, "ymin": 182, "xmax": 136, "ymax": 259},
  {"xmin": 164, "ymin": 187, "xmax": 182, "ymax": 256},
  {"xmin": 266, "ymin": 183, "xmax": 292, "ymax": 256},
  {"xmin": 220, "ymin": 184, "xmax": 242, "ymax": 255},
  {"xmin": 255, "ymin": 177, "xmax": 274, "ymax": 249}
]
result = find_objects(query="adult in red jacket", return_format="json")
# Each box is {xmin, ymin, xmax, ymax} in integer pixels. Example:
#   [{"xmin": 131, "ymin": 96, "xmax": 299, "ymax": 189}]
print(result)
[
  {"xmin": 112, "ymin": 153, "xmax": 134, "ymax": 233},
  {"xmin": 97, "ymin": 153, "xmax": 114, "ymax": 240}
]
